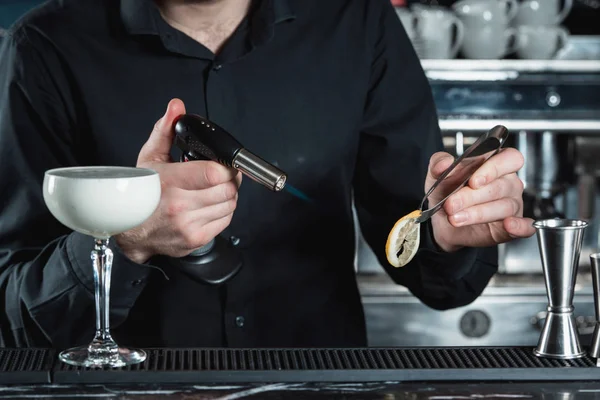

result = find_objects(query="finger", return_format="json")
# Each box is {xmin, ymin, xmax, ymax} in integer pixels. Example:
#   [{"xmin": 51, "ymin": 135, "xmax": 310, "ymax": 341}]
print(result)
[
  {"xmin": 448, "ymin": 197, "xmax": 521, "ymax": 227},
  {"xmin": 188, "ymin": 199, "xmax": 237, "ymax": 225},
  {"xmin": 163, "ymin": 181, "xmax": 239, "ymax": 216},
  {"xmin": 189, "ymin": 180, "xmax": 239, "ymax": 208},
  {"xmin": 444, "ymin": 174, "xmax": 523, "ymax": 215},
  {"xmin": 428, "ymin": 152, "xmax": 455, "ymax": 180},
  {"xmin": 170, "ymin": 200, "xmax": 236, "ymax": 250},
  {"xmin": 183, "ymin": 214, "xmax": 235, "ymax": 251},
  {"xmin": 468, "ymin": 147, "xmax": 524, "ymax": 189},
  {"xmin": 165, "ymin": 160, "xmax": 239, "ymax": 190},
  {"xmin": 504, "ymin": 216, "xmax": 536, "ymax": 239},
  {"xmin": 199, "ymin": 214, "xmax": 235, "ymax": 242},
  {"xmin": 138, "ymin": 98, "xmax": 187, "ymax": 164}
]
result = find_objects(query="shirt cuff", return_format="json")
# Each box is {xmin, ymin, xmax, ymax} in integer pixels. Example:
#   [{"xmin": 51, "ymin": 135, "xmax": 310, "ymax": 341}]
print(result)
[
  {"xmin": 65, "ymin": 231, "xmax": 151, "ymax": 308},
  {"xmin": 416, "ymin": 219, "xmax": 479, "ymax": 281}
]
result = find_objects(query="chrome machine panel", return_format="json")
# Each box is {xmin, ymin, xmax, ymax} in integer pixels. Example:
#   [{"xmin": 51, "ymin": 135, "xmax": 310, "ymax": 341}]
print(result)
[{"xmin": 358, "ymin": 274, "xmax": 596, "ymax": 347}]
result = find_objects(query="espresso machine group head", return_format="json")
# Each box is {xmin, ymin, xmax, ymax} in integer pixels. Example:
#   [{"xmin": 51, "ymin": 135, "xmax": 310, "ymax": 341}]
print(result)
[
  {"xmin": 173, "ymin": 114, "xmax": 287, "ymax": 192},
  {"xmin": 171, "ymin": 114, "xmax": 288, "ymax": 285}
]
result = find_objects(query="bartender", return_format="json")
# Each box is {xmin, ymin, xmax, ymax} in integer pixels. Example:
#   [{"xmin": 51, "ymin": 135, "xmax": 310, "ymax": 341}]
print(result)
[{"xmin": 0, "ymin": 0, "xmax": 533, "ymax": 349}]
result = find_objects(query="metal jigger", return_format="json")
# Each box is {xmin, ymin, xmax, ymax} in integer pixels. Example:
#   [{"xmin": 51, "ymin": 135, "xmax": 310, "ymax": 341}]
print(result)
[
  {"xmin": 588, "ymin": 253, "xmax": 600, "ymax": 364},
  {"xmin": 533, "ymin": 218, "xmax": 588, "ymax": 359}
]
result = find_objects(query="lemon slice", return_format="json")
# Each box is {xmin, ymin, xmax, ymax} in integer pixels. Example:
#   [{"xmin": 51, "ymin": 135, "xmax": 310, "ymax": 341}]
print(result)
[{"xmin": 385, "ymin": 209, "xmax": 422, "ymax": 268}]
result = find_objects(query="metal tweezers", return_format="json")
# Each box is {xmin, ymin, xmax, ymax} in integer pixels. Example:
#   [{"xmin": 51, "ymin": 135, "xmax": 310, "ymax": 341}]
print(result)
[{"xmin": 415, "ymin": 125, "xmax": 510, "ymax": 224}]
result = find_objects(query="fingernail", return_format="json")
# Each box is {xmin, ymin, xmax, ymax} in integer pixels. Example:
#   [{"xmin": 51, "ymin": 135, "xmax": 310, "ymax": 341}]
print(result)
[
  {"xmin": 509, "ymin": 219, "xmax": 519, "ymax": 231},
  {"xmin": 451, "ymin": 198, "xmax": 462, "ymax": 213},
  {"xmin": 159, "ymin": 104, "xmax": 170, "ymax": 125},
  {"xmin": 474, "ymin": 176, "xmax": 486, "ymax": 187},
  {"xmin": 452, "ymin": 211, "xmax": 468, "ymax": 225}
]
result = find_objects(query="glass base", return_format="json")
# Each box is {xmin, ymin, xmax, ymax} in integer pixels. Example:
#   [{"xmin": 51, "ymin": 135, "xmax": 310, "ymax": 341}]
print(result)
[{"xmin": 59, "ymin": 345, "xmax": 146, "ymax": 368}]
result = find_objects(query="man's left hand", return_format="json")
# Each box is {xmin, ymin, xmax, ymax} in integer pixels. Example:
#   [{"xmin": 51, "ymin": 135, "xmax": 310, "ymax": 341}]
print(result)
[{"xmin": 426, "ymin": 148, "xmax": 535, "ymax": 253}]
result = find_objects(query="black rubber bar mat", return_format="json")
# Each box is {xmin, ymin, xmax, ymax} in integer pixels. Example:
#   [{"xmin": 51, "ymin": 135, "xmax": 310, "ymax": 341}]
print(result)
[
  {"xmin": 50, "ymin": 347, "xmax": 600, "ymax": 384},
  {"xmin": 0, "ymin": 348, "xmax": 54, "ymax": 384}
]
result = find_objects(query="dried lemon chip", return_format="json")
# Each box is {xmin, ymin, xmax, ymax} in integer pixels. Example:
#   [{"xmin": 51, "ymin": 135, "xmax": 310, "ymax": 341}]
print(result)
[{"xmin": 385, "ymin": 209, "xmax": 422, "ymax": 268}]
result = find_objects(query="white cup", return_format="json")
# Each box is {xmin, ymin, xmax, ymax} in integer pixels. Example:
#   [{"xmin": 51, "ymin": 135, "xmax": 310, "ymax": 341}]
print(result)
[
  {"xmin": 411, "ymin": 5, "xmax": 465, "ymax": 59},
  {"xmin": 516, "ymin": 25, "xmax": 569, "ymax": 59},
  {"xmin": 395, "ymin": 7, "xmax": 418, "ymax": 39},
  {"xmin": 453, "ymin": 0, "xmax": 518, "ymax": 27},
  {"xmin": 513, "ymin": 0, "xmax": 573, "ymax": 26},
  {"xmin": 461, "ymin": 26, "xmax": 520, "ymax": 59}
]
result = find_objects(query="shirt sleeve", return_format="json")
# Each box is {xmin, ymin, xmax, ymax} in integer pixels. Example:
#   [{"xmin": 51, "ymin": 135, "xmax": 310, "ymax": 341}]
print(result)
[
  {"xmin": 0, "ymin": 26, "xmax": 151, "ymax": 348},
  {"xmin": 353, "ymin": 0, "xmax": 497, "ymax": 310}
]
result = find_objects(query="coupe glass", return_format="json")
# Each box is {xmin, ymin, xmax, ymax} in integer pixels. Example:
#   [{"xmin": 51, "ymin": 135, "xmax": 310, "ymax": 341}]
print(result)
[{"xmin": 43, "ymin": 166, "xmax": 161, "ymax": 367}]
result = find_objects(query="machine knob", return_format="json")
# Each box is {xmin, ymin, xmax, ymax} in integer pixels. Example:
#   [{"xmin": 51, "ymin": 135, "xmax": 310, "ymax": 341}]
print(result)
[
  {"xmin": 546, "ymin": 91, "xmax": 561, "ymax": 107},
  {"xmin": 459, "ymin": 310, "xmax": 491, "ymax": 338}
]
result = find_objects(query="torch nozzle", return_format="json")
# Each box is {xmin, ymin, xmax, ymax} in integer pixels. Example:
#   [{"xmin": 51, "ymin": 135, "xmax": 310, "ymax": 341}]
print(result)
[{"xmin": 233, "ymin": 149, "xmax": 286, "ymax": 192}]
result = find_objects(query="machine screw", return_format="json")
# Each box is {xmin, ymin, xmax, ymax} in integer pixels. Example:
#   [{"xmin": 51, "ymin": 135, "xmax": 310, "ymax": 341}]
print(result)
[{"xmin": 546, "ymin": 91, "xmax": 561, "ymax": 107}]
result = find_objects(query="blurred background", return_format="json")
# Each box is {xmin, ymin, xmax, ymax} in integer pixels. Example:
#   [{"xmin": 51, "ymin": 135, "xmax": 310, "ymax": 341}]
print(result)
[
  {"xmin": 1, "ymin": 0, "xmax": 600, "ymax": 348},
  {"xmin": 0, "ymin": 0, "xmax": 41, "ymax": 37},
  {"xmin": 402, "ymin": 0, "xmax": 600, "ymax": 35},
  {"xmin": 389, "ymin": 0, "xmax": 599, "ymax": 60}
]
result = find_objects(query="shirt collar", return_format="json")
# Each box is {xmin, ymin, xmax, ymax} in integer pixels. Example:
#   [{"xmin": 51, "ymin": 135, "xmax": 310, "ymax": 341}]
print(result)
[
  {"xmin": 120, "ymin": 0, "xmax": 296, "ymax": 37},
  {"xmin": 120, "ymin": 0, "xmax": 158, "ymax": 35},
  {"xmin": 273, "ymin": 0, "xmax": 295, "ymax": 23}
]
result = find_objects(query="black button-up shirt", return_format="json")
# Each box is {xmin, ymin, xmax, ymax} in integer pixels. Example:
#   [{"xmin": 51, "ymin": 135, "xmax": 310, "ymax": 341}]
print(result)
[{"xmin": 0, "ymin": 0, "xmax": 497, "ymax": 349}]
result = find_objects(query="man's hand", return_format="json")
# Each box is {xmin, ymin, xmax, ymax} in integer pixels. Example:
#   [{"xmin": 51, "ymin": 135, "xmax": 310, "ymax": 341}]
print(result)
[
  {"xmin": 115, "ymin": 98, "xmax": 242, "ymax": 264},
  {"xmin": 426, "ymin": 148, "xmax": 535, "ymax": 253}
]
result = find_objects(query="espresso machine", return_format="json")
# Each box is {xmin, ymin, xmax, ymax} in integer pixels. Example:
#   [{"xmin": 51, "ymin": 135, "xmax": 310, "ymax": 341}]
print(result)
[{"xmin": 356, "ymin": 57, "xmax": 600, "ymax": 347}]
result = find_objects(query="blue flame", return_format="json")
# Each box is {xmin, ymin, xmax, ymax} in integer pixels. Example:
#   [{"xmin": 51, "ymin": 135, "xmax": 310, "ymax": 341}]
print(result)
[{"xmin": 284, "ymin": 183, "xmax": 314, "ymax": 204}]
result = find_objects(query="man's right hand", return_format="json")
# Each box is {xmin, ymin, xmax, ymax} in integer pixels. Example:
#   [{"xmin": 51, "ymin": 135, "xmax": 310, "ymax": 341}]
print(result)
[{"xmin": 115, "ymin": 98, "xmax": 242, "ymax": 264}]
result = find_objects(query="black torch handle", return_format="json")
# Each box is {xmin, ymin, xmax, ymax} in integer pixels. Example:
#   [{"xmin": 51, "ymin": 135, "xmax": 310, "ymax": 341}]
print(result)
[
  {"xmin": 174, "ymin": 114, "xmax": 243, "ymax": 166},
  {"xmin": 173, "ymin": 113, "xmax": 287, "ymax": 192},
  {"xmin": 171, "ymin": 114, "xmax": 244, "ymax": 285}
]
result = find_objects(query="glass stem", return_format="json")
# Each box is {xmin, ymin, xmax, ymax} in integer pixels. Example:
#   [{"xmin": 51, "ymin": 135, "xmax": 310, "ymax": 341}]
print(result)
[{"xmin": 89, "ymin": 238, "xmax": 118, "ymax": 356}]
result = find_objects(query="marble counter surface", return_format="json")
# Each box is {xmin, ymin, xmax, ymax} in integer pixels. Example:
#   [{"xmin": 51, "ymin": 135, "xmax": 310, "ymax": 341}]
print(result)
[{"xmin": 2, "ymin": 381, "xmax": 600, "ymax": 399}]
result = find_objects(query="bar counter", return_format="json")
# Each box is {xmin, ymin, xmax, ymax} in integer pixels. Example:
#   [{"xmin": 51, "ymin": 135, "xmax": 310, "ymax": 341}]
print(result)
[
  {"xmin": 2, "ymin": 381, "xmax": 600, "ymax": 399},
  {"xmin": 1, "ymin": 347, "xmax": 600, "ymax": 398}
]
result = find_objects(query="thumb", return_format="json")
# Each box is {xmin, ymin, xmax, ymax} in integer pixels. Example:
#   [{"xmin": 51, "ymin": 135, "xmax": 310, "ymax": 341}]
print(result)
[
  {"xmin": 427, "ymin": 151, "xmax": 454, "ymax": 180},
  {"xmin": 138, "ymin": 98, "xmax": 187, "ymax": 164}
]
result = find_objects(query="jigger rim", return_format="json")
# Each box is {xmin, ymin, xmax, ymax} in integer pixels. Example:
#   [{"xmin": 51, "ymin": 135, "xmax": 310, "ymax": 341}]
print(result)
[{"xmin": 533, "ymin": 218, "xmax": 588, "ymax": 230}]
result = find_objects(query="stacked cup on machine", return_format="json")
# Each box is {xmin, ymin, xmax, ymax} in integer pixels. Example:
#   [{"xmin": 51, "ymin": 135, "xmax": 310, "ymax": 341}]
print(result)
[
  {"xmin": 394, "ymin": 3, "xmax": 464, "ymax": 59},
  {"xmin": 451, "ymin": 0, "xmax": 520, "ymax": 59},
  {"xmin": 511, "ymin": 0, "xmax": 572, "ymax": 59},
  {"xmin": 391, "ymin": 0, "xmax": 573, "ymax": 61}
]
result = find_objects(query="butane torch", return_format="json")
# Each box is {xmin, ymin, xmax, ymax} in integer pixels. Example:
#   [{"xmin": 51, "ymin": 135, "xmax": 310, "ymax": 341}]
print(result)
[
  {"xmin": 173, "ymin": 114, "xmax": 287, "ymax": 192},
  {"xmin": 170, "ymin": 114, "xmax": 287, "ymax": 285}
]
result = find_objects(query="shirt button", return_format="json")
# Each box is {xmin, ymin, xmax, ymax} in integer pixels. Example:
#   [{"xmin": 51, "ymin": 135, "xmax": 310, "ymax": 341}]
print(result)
[
  {"xmin": 235, "ymin": 316, "xmax": 245, "ymax": 327},
  {"xmin": 230, "ymin": 236, "xmax": 241, "ymax": 246},
  {"xmin": 131, "ymin": 279, "xmax": 144, "ymax": 286},
  {"xmin": 213, "ymin": 63, "xmax": 223, "ymax": 71}
]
